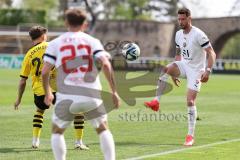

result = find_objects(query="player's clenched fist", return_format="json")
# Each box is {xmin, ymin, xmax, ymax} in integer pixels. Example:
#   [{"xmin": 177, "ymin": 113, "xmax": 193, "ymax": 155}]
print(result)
[
  {"xmin": 201, "ymin": 71, "xmax": 210, "ymax": 83},
  {"xmin": 44, "ymin": 93, "xmax": 54, "ymax": 106}
]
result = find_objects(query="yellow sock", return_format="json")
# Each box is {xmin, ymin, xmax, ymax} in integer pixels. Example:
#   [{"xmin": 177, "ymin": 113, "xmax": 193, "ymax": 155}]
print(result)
[
  {"xmin": 32, "ymin": 111, "xmax": 44, "ymax": 138},
  {"xmin": 74, "ymin": 114, "xmax": 85, "ymax": 141}
]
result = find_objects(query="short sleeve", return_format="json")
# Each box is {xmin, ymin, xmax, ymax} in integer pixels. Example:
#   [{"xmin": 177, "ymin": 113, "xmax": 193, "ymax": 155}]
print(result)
[
  {"xmin": 92, "ymin": 39, "xmax": 111, "ymax": 59},
  {"xmin": 197, "ymin": 30, "xmax": 210, "ymax": 49},
  {"xmin": 44, "ymin": 40, "xmax": 57, "ymax": 65},
  {"xmin": 20, "ymin": 54, "xmax": 30, "ymax": 79}
]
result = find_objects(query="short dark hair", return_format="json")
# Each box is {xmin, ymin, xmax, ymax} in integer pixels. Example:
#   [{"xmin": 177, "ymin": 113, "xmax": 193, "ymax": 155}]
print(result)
[
  {"xmin": 64, "ymin": 8, "xmax": 87, "ymax": 27},
  {"xmin": 178, "ymin": 8, "xmax": 191, "ymax": 17},
  {"xmin": 29, "ymin": 26, "xmax": 47, "ymax": 40}
]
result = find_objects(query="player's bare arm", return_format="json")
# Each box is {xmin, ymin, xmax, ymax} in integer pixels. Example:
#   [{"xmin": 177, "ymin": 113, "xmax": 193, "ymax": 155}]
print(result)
[
  {"xmin": 42, "ymin": 61, "xmax": 54, "ymax": 106},
  {"xmin": 98, "ymin": 55, "xmax": 120, "ymax": 109},
  {"xmin": 201, "ymin": 46, "xmax": 216, "ymax": 83},
  {"xmin": 14, "ymin": 77, "xmax": 27, "ymax": 110}
]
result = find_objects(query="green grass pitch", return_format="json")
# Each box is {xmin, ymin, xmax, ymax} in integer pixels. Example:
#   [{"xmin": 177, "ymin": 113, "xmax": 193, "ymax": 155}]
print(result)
[{"xmin": 0, "ymin": 68, "xmax": 240, "ymax": 160}]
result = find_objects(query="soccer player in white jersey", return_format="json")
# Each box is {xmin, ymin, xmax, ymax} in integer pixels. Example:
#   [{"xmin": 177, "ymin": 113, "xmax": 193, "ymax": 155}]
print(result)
[
  {"xmin": 145, "ymin": 8, "xmax": 216, "ymax": 146},
  {"xmin": 41, "ymin": 9, "xmax": 120, "ymax": 160}
]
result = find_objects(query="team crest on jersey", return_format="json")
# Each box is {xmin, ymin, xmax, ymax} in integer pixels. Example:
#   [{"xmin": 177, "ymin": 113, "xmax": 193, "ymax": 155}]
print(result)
[{"xmin": 183, "ymin": 42, "xmax": 187, "ymax": 48}]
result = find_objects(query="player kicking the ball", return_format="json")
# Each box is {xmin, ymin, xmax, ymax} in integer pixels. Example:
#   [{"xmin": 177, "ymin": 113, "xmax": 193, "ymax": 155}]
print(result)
[{"xmin": 144, "ymin": 8, "xmax": 216, "ymax": 146}]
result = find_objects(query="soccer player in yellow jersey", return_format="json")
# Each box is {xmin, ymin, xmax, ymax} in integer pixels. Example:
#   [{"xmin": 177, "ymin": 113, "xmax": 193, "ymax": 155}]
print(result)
[{"xmin": 14, "ymin": 26, "xmax": 89, "ymax": 150}]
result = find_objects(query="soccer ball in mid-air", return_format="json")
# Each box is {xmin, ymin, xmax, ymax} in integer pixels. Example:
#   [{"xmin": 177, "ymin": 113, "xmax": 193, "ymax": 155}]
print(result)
[{"xmin": 122, "ymin": 43, "xmax": 140, "ymax": 61}]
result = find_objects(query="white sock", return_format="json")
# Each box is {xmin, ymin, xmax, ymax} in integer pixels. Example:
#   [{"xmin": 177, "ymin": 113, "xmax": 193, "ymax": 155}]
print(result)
[
  {"xmin": 75, "ymin": 139, "xmax": 83, "ymax": 145},
  {"xmin": 32, "ymin": 137, "xmax": 40, "ymax": 147},
  {"xmin": 155, "ymin": 74, "xmax": 169, "ymax": 101},
  {"xmin": 51, "ymin": 134, "xmax": 66, "ymax": 160},
  {"xmin": 187, "ymin": 106, "xmax": 197, "ymax": 136},
  {"xmin": 99, "ymin": 130, "xmax": 115, "ymax": 160}
]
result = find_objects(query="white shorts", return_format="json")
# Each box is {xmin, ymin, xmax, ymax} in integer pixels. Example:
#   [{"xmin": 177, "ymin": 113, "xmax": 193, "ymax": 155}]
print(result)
[
  {"xmin": 52, "ymin": 92, "xmax": 107, "ymax": 129},
  {"xmin": 174, "ymin": 61, "xmax": 204, "ymax": 92}
]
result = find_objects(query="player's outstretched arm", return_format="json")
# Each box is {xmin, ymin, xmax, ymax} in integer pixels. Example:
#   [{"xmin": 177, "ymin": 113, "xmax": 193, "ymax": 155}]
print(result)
[
  {"xmin": 14, "ymin": 78, "xmax": 27, "ymax": 110},
  {"xmin": 201, "ymin": 46, "xmax": 216, "ymax": 83},
  {"xmin": 98, "ymin": 55, "xmax": 120, "ymax": 109},
  {"xmin": 42, "ymin": 62, "xmax": 54, "ymax": 106}
]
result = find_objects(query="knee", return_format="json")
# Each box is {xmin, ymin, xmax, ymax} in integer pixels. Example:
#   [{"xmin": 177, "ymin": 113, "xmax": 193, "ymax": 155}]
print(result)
[
  {"xmin": 187, "ymin": 99, "xmax": 195, "ymax": 106},
  {"xmin": 163, "ymin": 67, "xmax": 168, "ymax": 73},
  {"xmin": 36, "ymin": 108, "xmax": 44, "ymax": 114},
  {"xmin": 159, "ymin": 67, "xmax": 170, "ymax": 81},
  {"xmin": 52, "ymin": 123, "xmax": 65, "ymax": 134},
  {"xmin": 165, "ymin": 66, "xmax": 176, "ymax": 76},
  {"xmin": 162, "ymin": 66, "xmax": 173, "ymax": 75},
  {"xmin": 96, "ymin": 121, "xmax": 108, "ymax": 134}
]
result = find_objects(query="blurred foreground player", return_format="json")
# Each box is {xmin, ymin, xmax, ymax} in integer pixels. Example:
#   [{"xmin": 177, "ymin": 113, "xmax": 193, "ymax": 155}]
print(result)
[{"xmin": 42, "ymin": 8, "xmax": 120, "ymax": 160}]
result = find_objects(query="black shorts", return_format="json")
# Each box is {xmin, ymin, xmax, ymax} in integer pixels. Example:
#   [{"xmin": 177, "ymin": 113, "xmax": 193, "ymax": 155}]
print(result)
[{"xmin": 34, "ymin": 92, "xmax": 56, "ymax": 110}]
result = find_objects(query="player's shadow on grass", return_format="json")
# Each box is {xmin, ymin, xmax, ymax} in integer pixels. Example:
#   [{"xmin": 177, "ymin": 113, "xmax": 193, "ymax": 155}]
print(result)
[{"xmin": 0, "ymin": 147, "xmax": 52, "ymax": 153}]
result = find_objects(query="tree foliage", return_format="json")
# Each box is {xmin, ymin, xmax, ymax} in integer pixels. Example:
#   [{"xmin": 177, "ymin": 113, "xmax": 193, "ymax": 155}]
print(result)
[
  {"xmin": 0, "ymin": 8, "xmax": 46, "ymax": 25},
  {"xmin": 19, "ymin": 0, "xmax": 59, "ymax": 26},
  {"xmin": 22, "ymin": 0, "xmax": 58, "ymax": 11},
  {"xmin": 78, "ymin": 0, "xmax": 181, "ymax": 21},
  {"xmin": 111, "ymin": 0, "xmax": 151, "ymax": 20},
  {"xmin": 67, "ymin": 0, "xmax": 183, "ymax": 30},
  {"xmin": 221, "ymin": 34, "xmax": 240, "ymax": 59}
]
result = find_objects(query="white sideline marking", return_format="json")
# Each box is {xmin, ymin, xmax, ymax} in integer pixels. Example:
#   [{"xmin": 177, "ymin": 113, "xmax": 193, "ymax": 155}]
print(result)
[{"xmin": 124, "ymin": 138, "xmax": 240, "ymax": 160}]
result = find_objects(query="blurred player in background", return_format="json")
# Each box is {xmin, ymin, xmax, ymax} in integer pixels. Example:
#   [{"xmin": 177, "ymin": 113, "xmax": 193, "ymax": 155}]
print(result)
[
  {"xmin": 14, "ymin": 26, "xmax": 89, "ymax": 150},
  {"xmin": 42, "ymin": 8, "xmax": 120, "ymax": 160},
  {"xmin": 145, "ymin": 8, "xmax": 216, "ymax": 146}
]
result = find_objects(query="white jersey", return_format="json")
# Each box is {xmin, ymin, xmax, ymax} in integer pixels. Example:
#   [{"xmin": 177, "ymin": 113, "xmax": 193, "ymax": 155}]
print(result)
[
  {"xmin": 44, "ymin": 31, "xmax": 110, "ymax": 91},
  {"xmin": 175, "ymin": 26, "xmax": 211, "ymax": 71}
]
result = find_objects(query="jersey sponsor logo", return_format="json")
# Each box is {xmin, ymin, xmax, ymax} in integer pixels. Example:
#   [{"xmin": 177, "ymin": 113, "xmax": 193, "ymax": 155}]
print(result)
[{"xmin": 182, "ymin": 49, "xmax": 193, "ymax": 60}]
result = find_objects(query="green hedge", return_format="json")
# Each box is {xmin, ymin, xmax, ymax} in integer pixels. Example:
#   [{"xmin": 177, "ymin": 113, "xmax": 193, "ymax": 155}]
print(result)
[{"xmin": 0, "ymin": 9, "xmax": 46, "ymax": 25}]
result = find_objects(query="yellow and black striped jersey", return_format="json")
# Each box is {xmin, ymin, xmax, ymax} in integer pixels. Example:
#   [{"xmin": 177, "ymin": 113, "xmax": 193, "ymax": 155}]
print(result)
[{"xmin": 20, "ymin": 42, "xmax": 56, "ymax": 96}]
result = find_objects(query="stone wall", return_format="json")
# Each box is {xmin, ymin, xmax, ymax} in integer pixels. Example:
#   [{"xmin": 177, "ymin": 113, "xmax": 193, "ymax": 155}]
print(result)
[
  {"xmin": 91, "ymin": 17, "xmax": 240, "ymax": 58},
  {"xmin": 192, "ymin": 17, "xmax": 240, "ymax": 56},
  {"xmin": 92, "ymin": 20, "xmax": 175, "ymax": 57}
]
